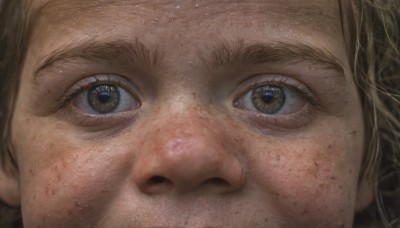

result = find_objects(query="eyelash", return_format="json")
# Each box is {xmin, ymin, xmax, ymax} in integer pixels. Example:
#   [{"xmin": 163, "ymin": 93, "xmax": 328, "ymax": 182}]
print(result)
[
  {"xmin": 234, "ymin": 76, "xmax": 321, "ymax": 109},
  {"xmin": 58, "ymin": 75, "xmax": 136, "ymax": 110},
  {"xmin": 232, "ymin": 75, "xmax": 322, "ymax": 130}
]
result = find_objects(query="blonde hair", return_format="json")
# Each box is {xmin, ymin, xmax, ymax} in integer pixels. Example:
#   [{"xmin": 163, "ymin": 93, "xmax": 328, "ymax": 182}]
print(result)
[{"xmin": 351, "ymin": 0, "xmax": 400, "ymax": 226}]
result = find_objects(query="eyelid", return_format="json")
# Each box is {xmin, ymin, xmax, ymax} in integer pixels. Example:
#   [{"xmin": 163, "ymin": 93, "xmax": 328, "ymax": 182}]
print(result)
[
  {"xmin": 231, "ymin": 74, "xmax": 323, "ymax": 131},
  {"xmin": 232, "ymin": 74, "xmax": 321, "ymax": 109}
]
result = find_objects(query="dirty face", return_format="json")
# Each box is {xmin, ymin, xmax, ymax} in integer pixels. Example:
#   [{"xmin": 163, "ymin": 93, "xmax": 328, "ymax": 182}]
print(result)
[{"xmin": 11, "ymin": 0, "xmax": 367, "ymax": 227}]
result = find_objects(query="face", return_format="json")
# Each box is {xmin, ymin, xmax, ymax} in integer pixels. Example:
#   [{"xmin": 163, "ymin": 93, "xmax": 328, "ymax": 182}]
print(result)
[{"xmin": 10, "ymin": 0, "xmax": 366, "ymax": 227}]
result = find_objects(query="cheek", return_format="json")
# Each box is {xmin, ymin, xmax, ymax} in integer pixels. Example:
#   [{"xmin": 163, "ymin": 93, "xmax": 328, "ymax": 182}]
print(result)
[
  {"xmin": 13, "ymin": 119, "xmax": 134, "ymax": 227},
  {"xmin": 245, "ymin": 120, "xmax": 362, "ymax": 226}
]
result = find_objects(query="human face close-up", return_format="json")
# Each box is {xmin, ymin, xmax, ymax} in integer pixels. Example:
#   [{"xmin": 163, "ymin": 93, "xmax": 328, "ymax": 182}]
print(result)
[{"xmin": 9, "ymin": 0, "xmax": 372, "ymax": 227}]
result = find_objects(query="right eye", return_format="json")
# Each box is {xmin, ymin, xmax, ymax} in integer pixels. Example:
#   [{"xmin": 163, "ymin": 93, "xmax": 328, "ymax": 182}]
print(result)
[{"xmin": 73, "ymin": 84, "xmax": 140, "ymax": 114}]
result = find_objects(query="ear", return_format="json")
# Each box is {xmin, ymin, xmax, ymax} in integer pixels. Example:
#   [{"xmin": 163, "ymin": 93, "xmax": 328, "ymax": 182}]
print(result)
[
  {"xmin": 0, "ymin": 166, "xmax": 20, "ymax": 207},
  {"xmin": 354, "ymin": 177, "xmax": 375, "ymax": 212}
]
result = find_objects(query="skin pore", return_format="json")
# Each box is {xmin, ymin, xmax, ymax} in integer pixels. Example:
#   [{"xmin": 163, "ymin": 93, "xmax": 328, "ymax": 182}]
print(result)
[{"xmin": 4, "ymin": 0, "xmax": 373, "ymax": 227}]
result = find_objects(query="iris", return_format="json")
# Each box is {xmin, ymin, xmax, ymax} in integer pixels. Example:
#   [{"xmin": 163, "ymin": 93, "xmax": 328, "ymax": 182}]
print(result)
[
  {"xmin": 88, "ymin": 85, "xmax": 120, "ymax": 114},
  {"xmin": 251, "ymin": 86, "xmax": 285, "ymax": 114}
]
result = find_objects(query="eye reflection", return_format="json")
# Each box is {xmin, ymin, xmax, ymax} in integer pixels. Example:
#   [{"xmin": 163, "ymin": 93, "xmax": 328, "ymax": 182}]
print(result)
[{"xmin": 74, "ymin": 84, "xmax": 139, "ymax": 114}]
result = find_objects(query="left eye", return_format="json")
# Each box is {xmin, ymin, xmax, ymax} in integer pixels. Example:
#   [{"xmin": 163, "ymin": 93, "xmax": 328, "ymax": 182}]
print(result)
[
  {"xmin": 236, "ymin": 84, "xmax": 306, "ymax": 115},
  {"xmin": 74, "ymin": 84, "xmax": 139, "ymax": 114}
]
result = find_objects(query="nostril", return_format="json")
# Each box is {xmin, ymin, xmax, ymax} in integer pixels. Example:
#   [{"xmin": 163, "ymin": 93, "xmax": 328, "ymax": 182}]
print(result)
[
  {"xmin": 202, "ymin": 177, "xmax": 230, "ymax": 187},
  {"xmin": 148, "ymin": 176, "xmax": 172, "ymax": 186}
]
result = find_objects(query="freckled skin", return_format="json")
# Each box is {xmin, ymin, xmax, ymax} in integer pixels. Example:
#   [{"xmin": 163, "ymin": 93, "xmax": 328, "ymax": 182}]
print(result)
[{"xmin": 8, "ymin": 0, "xmax": 370, "ymax": 227}]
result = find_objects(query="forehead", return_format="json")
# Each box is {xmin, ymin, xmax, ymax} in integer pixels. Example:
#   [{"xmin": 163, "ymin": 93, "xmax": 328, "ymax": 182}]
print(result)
[{"xmin": 30, "ymin": 0, "xmax": 342, "ymax": 32}]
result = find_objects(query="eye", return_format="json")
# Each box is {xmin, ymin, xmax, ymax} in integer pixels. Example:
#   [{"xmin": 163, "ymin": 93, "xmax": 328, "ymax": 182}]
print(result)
[
  {"xmin": 251, "ymin": 86, "xmax": 285, "ymax": 114},
  {"xmin": 74, "ymin": 84, "xmax": 139, "ymax": 114},
  {"xmin": 236, "ymin": 84, "xmax": 307, "ymax": 115}
]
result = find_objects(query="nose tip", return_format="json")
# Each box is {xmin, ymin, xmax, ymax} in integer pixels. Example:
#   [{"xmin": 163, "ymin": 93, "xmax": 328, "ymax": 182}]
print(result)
[{"xmin": 133, "ymin": 123, "xmax": 245, "ymax": 195}]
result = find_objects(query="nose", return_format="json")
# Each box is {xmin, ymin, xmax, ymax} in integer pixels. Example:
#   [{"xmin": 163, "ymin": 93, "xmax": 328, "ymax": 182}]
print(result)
[{"xmin": 133, "ymin": 107, "xmax": 245, "ymax": 195}]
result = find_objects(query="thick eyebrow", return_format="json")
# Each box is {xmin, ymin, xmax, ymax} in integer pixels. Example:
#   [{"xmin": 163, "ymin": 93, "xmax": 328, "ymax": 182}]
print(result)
[
  {"xmin": 34, "ymin": 39, "xmax": 344, "ymax": 80},
  {"xmin": 207, "ymin": 41, "xmax": 344, "ymax": 73},
  {"xmin": 34, "ymin": 38, "xmax": 162, "ymax": 77}
]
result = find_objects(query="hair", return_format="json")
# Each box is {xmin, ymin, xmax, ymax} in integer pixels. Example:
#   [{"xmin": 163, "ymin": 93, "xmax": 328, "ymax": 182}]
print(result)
[
  {"xmin": 0, "ymin": 0, "xmax": 28, "ymax": 227},
  {"xmin": 351, "ymin": 0, "xmax": 400, "ymax": 227},
  {"xmin": 0, "ymin": 0, "xmax": 399, "ymax": 227}
]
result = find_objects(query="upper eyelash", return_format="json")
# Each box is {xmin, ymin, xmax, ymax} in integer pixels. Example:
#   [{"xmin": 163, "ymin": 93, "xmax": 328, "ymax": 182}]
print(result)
[
  {"xmin": 238, "ymin": 76, "xmax": 321, "ymax": 110},
  {"xmin": 58, "ymin": 77, "xmax": 131, "ymax": 110}
]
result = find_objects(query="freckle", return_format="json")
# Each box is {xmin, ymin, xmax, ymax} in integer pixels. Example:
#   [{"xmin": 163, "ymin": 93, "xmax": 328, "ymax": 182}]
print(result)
[
  {"xmin": 271, "ymin": 191, "xmax": 280, "ymax": 197},
  {"xmin": 348, "ymin": 169, "xmax": 353, "ymax": 174},
  {"xmin": 301, "ymin": 210, "xmax": 310, "ymax": 215},
  {"xmin": 264, "ymin": 218, "xmax": 269, "ymax": 222},
  {"xmin": 319, "ymin": 183, "xmax": 329, "ymax": 190},
  {"xmin": 327, "ymin": 144, "xmax": 332, "ymax": 150},
  {"xmin": 67, "ymin": 210, "xmax": 73, "ymax": 216},
  {"xmin": 235, "ymin": 211, "xmax": 239, "ymax": 215},
  {"xmin": 192, "ymin": 92, "xmax": 196, "ymax": 98},
  {"xmin": 29, "ymin": 169, "xmax": 34, "ymax": 175},
  {"xmin": 45, "ymin": 185, "xmax": 50, "ymax": 196}
]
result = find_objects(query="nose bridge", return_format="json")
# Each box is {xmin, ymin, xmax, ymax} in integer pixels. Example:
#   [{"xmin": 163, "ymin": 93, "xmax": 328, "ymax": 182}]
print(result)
[{"xmin": 133, "ymin": 103, "xmax": 245, "ymax": 194}]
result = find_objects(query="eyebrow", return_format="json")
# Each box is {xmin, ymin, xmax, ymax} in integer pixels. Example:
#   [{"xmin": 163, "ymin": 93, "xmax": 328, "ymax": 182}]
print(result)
[
  {"xmin": 34, "ymin": 39, "xmax": 344, "ymax": 79},
  {"xmin": 34, "ymin": 38, "xmax": 163, "ymax": 77},
  {"xmin": 207, "ymin": 41, "xmax": 344, "ymax": 73}
]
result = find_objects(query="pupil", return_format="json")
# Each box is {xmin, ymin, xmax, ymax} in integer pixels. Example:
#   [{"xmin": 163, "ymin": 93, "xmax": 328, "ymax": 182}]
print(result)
[
  {"xmin": 261, "ymin": 91, "xmax": 274, "ymax": 103},
  {"xmin": 97, "ymin": 92, "xmax": 111, "ymax": 103}
]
